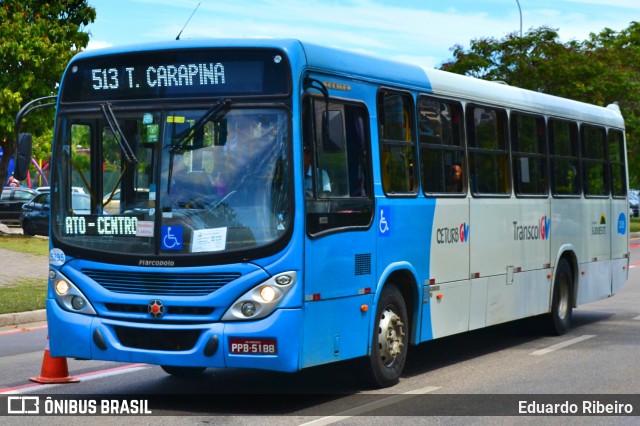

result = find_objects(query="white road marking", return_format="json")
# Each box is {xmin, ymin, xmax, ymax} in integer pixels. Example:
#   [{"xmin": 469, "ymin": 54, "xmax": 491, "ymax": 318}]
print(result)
[
  {"xmin": 530, "ymin": 335, "xmax": 596, "ymax": 356},
  {"xmin": 299, "ymin": 386, "xmax": 440, "ymax": 426},
  {"xmin": 1, "ymin": 364, "xmax": 150, "ymax": 394}
]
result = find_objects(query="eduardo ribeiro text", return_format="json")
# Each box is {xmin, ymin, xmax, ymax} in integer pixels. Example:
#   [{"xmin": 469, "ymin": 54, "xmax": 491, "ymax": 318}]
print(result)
[{"xmin": 519, "ymin": 400, "xmax": 634, "ymax": 415}]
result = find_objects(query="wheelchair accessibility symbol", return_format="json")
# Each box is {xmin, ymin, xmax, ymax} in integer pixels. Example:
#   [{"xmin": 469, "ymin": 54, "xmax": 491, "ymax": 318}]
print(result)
[
  {"xmin": 161, "ymin": 226, "xmax": 183, "ymax": 251},
  {"xmin": 378, "ymin": 206, "xmax": 390, "ymax": 237}
]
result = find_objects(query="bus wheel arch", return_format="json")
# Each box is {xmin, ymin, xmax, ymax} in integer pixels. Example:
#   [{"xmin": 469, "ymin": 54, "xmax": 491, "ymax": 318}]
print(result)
[{"xmin": 360, "ymin": 270, "xmax": 417, "ymax": 388}]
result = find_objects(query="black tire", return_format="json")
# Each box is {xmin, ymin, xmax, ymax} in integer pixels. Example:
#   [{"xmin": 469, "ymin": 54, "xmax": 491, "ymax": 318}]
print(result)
[
  {"xmin": 160, "ymin": 365, "xmax": 206, "ymax": 377},
  {"xmin": 22, "ymin": 219, "xmax": 35, "ymax": 236},
  {"xmin": 359, "ymin": 285, "xmax": 409, "ymax": 388},
  {"xmin": 542, "ymin": 259, "xmax": 573, "ymax": 335}
]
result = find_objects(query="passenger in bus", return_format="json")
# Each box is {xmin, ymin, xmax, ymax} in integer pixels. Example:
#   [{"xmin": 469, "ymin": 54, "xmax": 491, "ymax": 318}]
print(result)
[
  {"xmin": 446, "ymin": 163, "xmax": 463, "ymax": 192},
  {"xmin": 304, "ymin": 146, "xmax": 331, "ymax": 196},
  {"xmin": 556, "ymin": 164, "xmax": 579, "ymax": 194}
]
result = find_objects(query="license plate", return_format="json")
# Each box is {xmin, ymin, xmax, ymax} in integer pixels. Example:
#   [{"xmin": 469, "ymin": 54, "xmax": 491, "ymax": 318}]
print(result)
[{"xmin": 229, "ymin": 338, "xmax": 277, "ymax": 355}]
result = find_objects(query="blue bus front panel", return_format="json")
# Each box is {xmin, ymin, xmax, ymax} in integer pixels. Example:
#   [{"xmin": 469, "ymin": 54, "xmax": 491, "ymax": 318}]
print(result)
[{"xmin": 47, "ymin": 299, "xmax": 304, "ymax": 372}]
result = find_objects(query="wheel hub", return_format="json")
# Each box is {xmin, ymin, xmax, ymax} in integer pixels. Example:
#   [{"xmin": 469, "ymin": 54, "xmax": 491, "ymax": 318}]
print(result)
[{"xmin": 377, "ymin": 307, "xmax": 405, "ymax": 366}]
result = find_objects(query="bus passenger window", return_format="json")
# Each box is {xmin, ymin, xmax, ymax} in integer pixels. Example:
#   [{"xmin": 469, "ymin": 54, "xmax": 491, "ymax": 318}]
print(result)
[
  {"xmin": 581, "ymin": 125, "xmax": 608, "ymax": 197},
  {"xmin": 550, "ymin": 119, "xmax": 581, "ymax": 196},
  {"xmin": 378, "ymin": 90, "xmax": 417, "ymax": 195},
  {"xmin": 511, "ymin": 113, "xmax": 547, "ymax": 196},
  {"xmin": 467, "ymin": 106, "xmax": 509, "ymax": 196},
  {"xmin": 609, "ymin": 129, "xmax": 627, "ymax": 197},
  {"xmin": 418, "ymin": 96, "xmax": 465, "ymax": 195}
]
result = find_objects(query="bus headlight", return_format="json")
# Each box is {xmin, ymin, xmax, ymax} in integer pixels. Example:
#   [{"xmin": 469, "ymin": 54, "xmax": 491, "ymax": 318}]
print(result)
[
  {"xmin": 260, "ymin": 286, "xmax": 277, "ymax": 303},
  {"xmin": 241, "ymin": 302, "xmax": 257, "ymax": 317},
  {"xmin": 55, "ymin": 280, "xmax": 70, "ymax": 296},
  {"xmin": 49, "ymin": 269, "xmax": 97, "ymax": 316},
  {"xmin": 222, "ymin": 271, "xmax": 296, "ymax": 321}
]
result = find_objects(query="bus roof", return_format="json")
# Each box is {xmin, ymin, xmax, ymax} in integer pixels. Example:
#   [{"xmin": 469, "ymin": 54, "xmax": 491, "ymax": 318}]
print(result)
[{"xmin": 71, "ymin": 38, "xmax": 624, "ymax": 128}]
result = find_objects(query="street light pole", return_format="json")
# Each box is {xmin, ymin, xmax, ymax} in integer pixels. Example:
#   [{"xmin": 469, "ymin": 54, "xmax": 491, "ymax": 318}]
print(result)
[{"xmin": 515, "ymin": 0, "xmax": 523, "ymax": 36}]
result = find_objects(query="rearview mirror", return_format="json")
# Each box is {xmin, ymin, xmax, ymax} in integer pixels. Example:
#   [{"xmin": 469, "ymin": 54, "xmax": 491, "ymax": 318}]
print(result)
[{"xmin": 14, "ymin": 133, "xmax": 32, "ymax": 181}]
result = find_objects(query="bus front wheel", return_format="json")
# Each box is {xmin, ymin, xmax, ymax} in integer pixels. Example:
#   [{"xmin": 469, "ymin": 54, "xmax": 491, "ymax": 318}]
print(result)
[{"xmin": 360, "ymin": 284, "xmax": 408, "ymax": 388}]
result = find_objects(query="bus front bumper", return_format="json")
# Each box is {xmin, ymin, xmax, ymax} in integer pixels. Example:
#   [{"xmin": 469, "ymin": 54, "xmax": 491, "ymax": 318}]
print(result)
[{"xmin": 46, "ymin": 299, "xmax": 302, "ymax": 373}]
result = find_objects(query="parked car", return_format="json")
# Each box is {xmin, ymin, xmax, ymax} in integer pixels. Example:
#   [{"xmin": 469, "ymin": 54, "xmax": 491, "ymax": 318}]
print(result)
[
  {"xmin": 630, "ymin": 192, "xmax": 639, "ymax": 217},
  {"xmin": 21, "ymin": 192, "xmax": 91, "ymax": 236},
  {"xmin": 103, "ymin": 189, "xmax": 121, "ymax": 214},
  {"xmin": 35, "ymin": 186, "xmax": 86, "ymax": 194},
  {"xmin": 0, "ymin": 187, "xmax": 37, "ymax": 225}
]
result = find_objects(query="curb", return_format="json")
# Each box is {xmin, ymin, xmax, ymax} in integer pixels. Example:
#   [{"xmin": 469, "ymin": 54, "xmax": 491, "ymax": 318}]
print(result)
[{"xmin": 0, "ymin": 309, "xmax": 47, "ymax": 328}]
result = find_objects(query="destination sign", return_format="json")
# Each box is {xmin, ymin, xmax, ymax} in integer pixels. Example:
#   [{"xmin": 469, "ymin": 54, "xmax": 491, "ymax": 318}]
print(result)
[
  {"xmin": 61, "ymin": 49, "xmax": 290, "ymax": 102},
  {"xmin": 64, "ymin": 215, "xmax": 139, "ymax": 237}
]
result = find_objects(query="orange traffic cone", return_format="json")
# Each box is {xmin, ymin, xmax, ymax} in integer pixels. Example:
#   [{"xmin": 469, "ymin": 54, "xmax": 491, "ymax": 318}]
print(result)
[{"xmin": 29, "ymin": 336, "xmax": 79, "ymax": 384}]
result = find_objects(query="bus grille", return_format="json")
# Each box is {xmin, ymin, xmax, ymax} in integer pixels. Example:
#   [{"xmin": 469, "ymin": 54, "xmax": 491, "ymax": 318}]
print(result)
[
  {"xmin": 83, "ymin": 269, "xmax": 241, "ymax": 296},
  {"xmin": 114, "ymin": 326, "xmax": 201, "ymax": 351}
]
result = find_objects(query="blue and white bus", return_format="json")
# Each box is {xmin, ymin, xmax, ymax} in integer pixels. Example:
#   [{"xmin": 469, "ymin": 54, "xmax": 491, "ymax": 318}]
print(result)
[{"xmin": 27, "ymin": 39, "xmax": 628, "ymax": 388}]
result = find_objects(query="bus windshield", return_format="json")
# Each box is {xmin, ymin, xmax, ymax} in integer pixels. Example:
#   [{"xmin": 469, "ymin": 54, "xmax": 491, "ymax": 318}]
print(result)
[{"xmin": 52, "ymin": 106, "xmax": 291, "ymax": 258}]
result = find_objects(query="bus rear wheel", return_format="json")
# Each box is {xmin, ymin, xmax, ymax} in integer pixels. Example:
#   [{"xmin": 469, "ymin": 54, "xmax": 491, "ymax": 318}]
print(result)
[
  {"xmin": 160, "ymin": 365, "xmax": 206, "ymax": 377},
  {"xmin": 360, "ymin": 285, "xmax": 408, "ymax": 388},
  {"xmin": 543, "ymin": 259, "xmax": 573, "ymax": 335}
]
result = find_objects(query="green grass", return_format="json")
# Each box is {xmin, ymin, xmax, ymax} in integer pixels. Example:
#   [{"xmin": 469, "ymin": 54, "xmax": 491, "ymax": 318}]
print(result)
[
  {"xmin": 0, "ymin": 235, "xmax": 48, "ymax": 315},
  {"xmin": 0, "ymin": 234, "xmax": 49, "ymax": 256},
  {"xmin": 631, "ymin": 217, "xmax": 640, "ymax": 233},
  {"xmin": 0, "ymin": 278, "xmax": 47, "ymax": 315}
]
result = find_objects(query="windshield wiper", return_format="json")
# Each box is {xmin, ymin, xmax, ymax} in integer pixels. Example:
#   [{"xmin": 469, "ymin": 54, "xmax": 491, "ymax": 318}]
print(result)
[
  {"xmin": 169, "ymin": 98, "xmax": 232, "ymax": 154},
  {"xmin": 100, "ymin": 103, "xmax": 138, "ymax": 164}
]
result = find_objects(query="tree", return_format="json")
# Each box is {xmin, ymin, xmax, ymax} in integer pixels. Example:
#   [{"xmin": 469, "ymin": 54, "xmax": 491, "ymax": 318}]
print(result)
[
  {"xmin": 440, "ymin": 23, "xmax": 640, "ymax": 188},
  {"xmin": 0, "ymin": 0, "xmax": 96, "ymax": 191}
]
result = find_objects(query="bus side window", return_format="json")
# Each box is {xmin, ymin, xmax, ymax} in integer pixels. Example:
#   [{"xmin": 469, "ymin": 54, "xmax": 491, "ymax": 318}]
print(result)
[
  {"xmin": 467, "ymin": 106, "xmax": 509, "ymax": 196},
  {"xmin": 418, "ymin": 96, "xmax": 465, "ymax": 195},
  {"xmin": 609, "ymin": 129, "xmax": 627, "ymax": 197},
  {"xmin": 581, "ymin": 124, "xmax": 608, "ymax": 197},
  {"xmin": 304, "ymin": 96, "xmax": 374, "ymax": 236},
  {"xmin": 550, "ymin": 119, "xmax": 581, "ymax": 196},
  {"xmin": 378, "ymin": 90, "xmax": 417, "ymax": 195},
  {"xmin": 511, "ymin": 113, "xmax": 548, "ymax": 196}
]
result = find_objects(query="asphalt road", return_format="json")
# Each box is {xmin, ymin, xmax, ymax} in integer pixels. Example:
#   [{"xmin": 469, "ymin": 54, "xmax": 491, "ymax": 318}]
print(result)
[{"xmin": 0, "ymin": 237, "xmax": 638, "ymax": 424}]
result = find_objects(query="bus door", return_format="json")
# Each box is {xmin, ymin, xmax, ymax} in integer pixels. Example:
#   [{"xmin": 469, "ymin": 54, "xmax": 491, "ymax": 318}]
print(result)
[{"xmin": 301, "ymin": 96, "xmax": 376, "ymax": 367}]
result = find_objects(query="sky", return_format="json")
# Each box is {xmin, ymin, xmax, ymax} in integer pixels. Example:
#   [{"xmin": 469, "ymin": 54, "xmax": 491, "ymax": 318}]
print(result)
[{"xmin": 86, "ymin": 0, "xmax": 639, "ymax": 69}]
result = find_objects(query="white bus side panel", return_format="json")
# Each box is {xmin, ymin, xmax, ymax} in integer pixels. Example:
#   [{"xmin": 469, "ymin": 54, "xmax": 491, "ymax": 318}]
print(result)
[
  {"xmin": 427, "ymin": 198, "xmax": 471, "ymax": 339},
  {"xmin": 469, "ymin": 198, "xmax": 550, "ymax": 277},
  {"xmin": 486, "ymin": 268, "xmax": 553, "ymax": 326},
  {"xmin": 576, "ymin": 260, "xmax": 612, "ymax": 305},
  {"xmin": 427, "ymin": 280, "xmax": 472, "ymax": 339},
  {"xmin": 576, "ymin": 198, "xmax": 613, "ymax": 305},
  {"xmin": 610, "ymin": 198, "xmax": 629, "ymax": 295},
  {"xmin": 468, "ymin": 277, "xmax": 488, "ymax": 331},
  {"xmin": 611, "ymin": 258, "xmax": 629, "ymax": 295}
]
